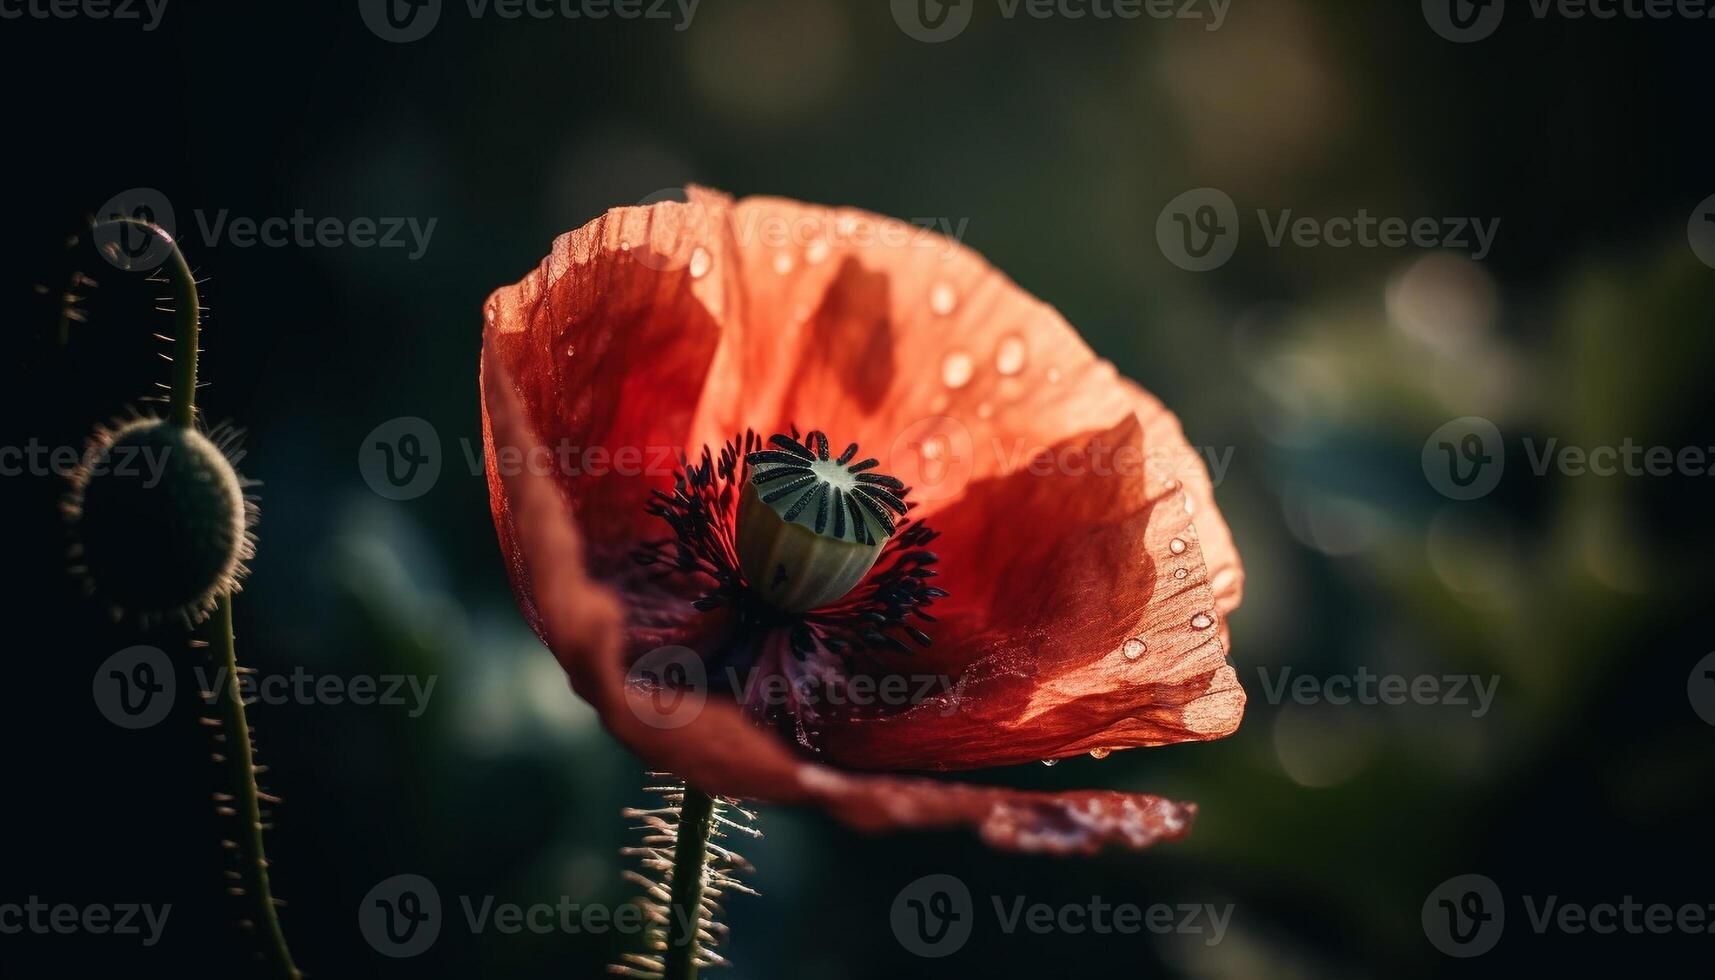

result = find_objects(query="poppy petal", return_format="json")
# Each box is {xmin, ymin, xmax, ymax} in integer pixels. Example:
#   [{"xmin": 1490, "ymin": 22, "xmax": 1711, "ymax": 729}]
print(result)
[
  {"xmin": 483, "ymin": 355, "xmax": 1196, "ymax": 853},
  {"xmin": 805, "ymin": 414, "xmax": 1243, "ymax": 771}
]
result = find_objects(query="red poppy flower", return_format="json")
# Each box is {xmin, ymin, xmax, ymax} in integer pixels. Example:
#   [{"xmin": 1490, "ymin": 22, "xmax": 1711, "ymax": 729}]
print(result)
[{"xmin": 480, "ymin": 187, "xmax": 1244, "ymax": 855}]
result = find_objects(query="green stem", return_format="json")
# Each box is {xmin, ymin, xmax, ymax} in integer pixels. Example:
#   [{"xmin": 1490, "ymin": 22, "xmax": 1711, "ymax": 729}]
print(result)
[
  {"xmin": 98, "ymin": 217, "xmax": 297, "ymax": 978},
  {"xmin": 663, "ymin": 785, "xmax": 716, "ymax": 980},
  {"xmin": 96, "ymin": 217, "xmax": 199, "ymax": 427},
  {"xmin": 211, "ymin": 595, "xmax": 301, "ymax": 979}
]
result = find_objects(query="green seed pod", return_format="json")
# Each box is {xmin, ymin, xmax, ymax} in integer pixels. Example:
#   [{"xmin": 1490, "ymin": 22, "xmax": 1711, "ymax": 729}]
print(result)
[
  {"xmin": 65, "ymin": 416, "xmax": 254, "ymax": 624},
  {"xmin": 736, "ymin": 431, "xmax": 909, "ymax": 612}
]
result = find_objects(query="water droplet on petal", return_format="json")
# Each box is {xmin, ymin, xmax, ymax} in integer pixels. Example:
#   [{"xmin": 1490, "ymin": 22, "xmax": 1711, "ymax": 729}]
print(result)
[
  {"xmin": 1089, "ymin": 747, "xmax": 1112, "ymax": 760},
  {"xmin": 1169, "ymin": 537, "xmax": 1187, "ymax": 555},
  {"xmin": 976, "ymin": 401, "xmax": 994, "ymax": 419},
  {"xmin": 941, "ymin": 350, "xmax": 974, "ymax": 388},
  {"xmin": 1046, "ymin": 367, "xmax": 1062, "ymax": 383},
  {"xmin": 930, "ymin": 282, "xmax": 958, "ymax": 316},
  {"xmin": 1174, "ymin": 568, "xmax": 1189, "ymax": 580},
  {"xmin": 688, "ymin": 247, "xmax": 712, "ymax": 279},
  {"xmin": 1121, "ymin": 637, "xmax": 1146, "ymax": 660},
  {"xmin": 995, "ymin": 334, "xmax": 1028, "ymax": 375},
  {"xmin": 773, "ymin": 252, "xmax": 794, "ymax": 275},
  {"xmin": 1190, "ymin": 613, "xmax": 1214, "ymax": 631},
  {"xmin": 806, "ymin": 239, "xmax": 830, "ymax": 264},
  {"xmin": 484, "ymin": 305, "xmax": 497, "ymax": 325},
  {"xmin": 1040, "ymin": 758, "xmax": 1059, "ymax": 767}
]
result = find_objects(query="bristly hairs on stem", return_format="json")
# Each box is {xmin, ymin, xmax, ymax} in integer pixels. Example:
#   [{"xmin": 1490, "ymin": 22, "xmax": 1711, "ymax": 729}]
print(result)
[
  {"xmin": 611, "ymin": 775, "xmax": 760, "ymax": 979},
  {"xmin": 85, "ymin": 216, "xmax": 303, "ymax": 979}
]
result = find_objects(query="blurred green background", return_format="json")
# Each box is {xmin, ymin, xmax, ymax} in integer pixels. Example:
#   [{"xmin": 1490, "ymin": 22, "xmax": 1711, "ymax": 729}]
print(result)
[{"xmin": 5, "ymin": 0, "xmax": 1714, "ymax": 977}]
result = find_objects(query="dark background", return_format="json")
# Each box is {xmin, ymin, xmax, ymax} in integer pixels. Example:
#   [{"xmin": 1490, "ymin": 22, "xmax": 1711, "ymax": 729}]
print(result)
[{"xmin": 4, "ymin": 0, "xmax": 1714, "ymax": 976}]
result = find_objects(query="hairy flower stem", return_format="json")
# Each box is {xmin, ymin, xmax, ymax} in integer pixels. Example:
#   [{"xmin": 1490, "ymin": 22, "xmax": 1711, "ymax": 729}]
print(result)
[
  {"xmin": 663, "ymin": 785, "xmax": 716, "ymax": 980},
  {"xmin": 210, "ymin": 596, "xmax": 300, "ymax": 979},
  {"xmin": 97, "ymin": 217, "xmax": 200, "ymax": 427},
  {"xmin": 96, "ymin": 217, "xmax": 299, "ymax": 978}
]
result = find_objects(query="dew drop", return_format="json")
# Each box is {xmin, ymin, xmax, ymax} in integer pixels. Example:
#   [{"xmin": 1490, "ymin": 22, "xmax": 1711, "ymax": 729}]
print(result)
[
  {"xmin": 1168, "ymin": 537, "xmax": 1187, "ymax": 555},
  {"xmin": 484, "ymin": 305, "xmax": 497, "ymax": 325},
  {"xmin": 806, "ymin": 239, "xmax": 830, "ymax": 264},
  {"xmin": 1046, "ymin": 366, "xmax": 1062, "ymax": 383},
  {"xmin": 688, "ymin": 247, "xmax": 712, "ymax": 279},
  {"xmin": 1121, "ymin": 637, "xmax": 1146, "ymax": 660},
  {"xmin": 1190, "ymin": 613, "xmax": 1214, "ymax": 631},
  {"xmin": 1089, "ymin": 747, "xmax": 1112, "ymax": 760},
  {"xmin": 941, "ymin": 350, "xmax": 974, "ymax": 388},
  {"xmin": 1174, "ymin": 568, "xmax": 1189, "ymax": 580},
  {"xmin": 1040, "ymin": 758, "xmax": 1059, "ymax": 767},
  {"xmin": 773, "ymin": 252, "xmax": 794, "ymax": 275},
  {"xmin": 976, "ymin": 401, "xmax": 994, "ymax": 419},
  {"xmin": 930, "ymin": 282, "xmax": 958, "ymax": 316},
  {"xmin": 995, "ymin": 334, "xmax": 1028, "ymax": 375}
]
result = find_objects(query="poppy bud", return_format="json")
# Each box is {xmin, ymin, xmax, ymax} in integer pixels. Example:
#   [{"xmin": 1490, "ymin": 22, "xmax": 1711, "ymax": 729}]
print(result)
[
  {"xmin": 737, "ymin": 431, "xmax": 908, "ymax": 612},
  {"xmin": 66, "ymin": 416, "xmax": 253, "ymax": 624}
]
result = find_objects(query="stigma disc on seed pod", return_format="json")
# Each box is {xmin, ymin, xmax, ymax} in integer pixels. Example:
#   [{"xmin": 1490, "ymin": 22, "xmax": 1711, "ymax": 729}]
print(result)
[{"xmin": 736, "ymin": 431, "xmax": 909, "ymax": 612}]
